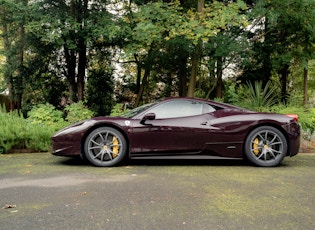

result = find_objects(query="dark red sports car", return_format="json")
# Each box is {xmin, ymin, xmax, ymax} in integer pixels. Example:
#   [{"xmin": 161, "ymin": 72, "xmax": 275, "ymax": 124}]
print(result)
[{"xmin": 51, "ymin": 97, "xmax": 300, "ymax": 167}]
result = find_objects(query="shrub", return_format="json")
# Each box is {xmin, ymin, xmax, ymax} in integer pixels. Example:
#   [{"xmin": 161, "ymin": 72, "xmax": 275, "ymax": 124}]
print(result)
[
  {"xmin": 64, "ymin": 101, "xmax": 94, "ymax": 123},
  {"xmin": 0, "ymin": 109, "xmax": 56, "ymax": 153},
  {"xmin": 1, "ymin": 103, "xmax": 67, "ymax": 153},
  {"xmin": 0, "ymin": 102, "xmax": 94, "ymax": 153},
  {"xmin": 25, "ymin": 122, "xmax": 55, "ymax": 151},
  {"xmin": 238, "ymin": 81, "xmax": 279, "ymax": 111},
  {"xmin": 0, "ymin": 110, "xmax": 22, "ymax": 153},
  {"xmin": 28, "ymin": 103, "xmax": 64, "ymax": 126},
  {"xmin": 264, "ymin": 105, "xmax": 315, "ymax": 139},
  {"xmin": 110, "ymin": 103, "xmax": 130, "ymax": 117}
]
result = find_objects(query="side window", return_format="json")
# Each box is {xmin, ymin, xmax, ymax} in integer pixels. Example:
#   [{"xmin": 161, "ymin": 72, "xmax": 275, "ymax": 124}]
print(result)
[
  {"xmin": 203, "ymin": 103, "xmax": 216, "ymax": 114},
  {"xmin": 147, "ymin": 100, "xmax": 215, "ymax": 119}
]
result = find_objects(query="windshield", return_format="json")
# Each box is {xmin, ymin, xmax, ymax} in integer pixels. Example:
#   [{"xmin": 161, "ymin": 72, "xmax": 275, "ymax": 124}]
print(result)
[{"xmin": 120, "ymin": 102, "xmax": 157, "ymax": 118}]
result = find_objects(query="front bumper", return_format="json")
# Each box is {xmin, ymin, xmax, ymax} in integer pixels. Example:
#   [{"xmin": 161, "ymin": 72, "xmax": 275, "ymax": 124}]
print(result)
[{"xmin": 51, "ymin": 140, "xmax": 81, "ymax": 157}]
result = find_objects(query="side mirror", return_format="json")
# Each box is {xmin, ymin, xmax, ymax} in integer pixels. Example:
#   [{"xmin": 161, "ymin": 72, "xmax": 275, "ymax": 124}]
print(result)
[{"xmin": 140, "ymin": 113, "xmax": 156, "ymax": 125}]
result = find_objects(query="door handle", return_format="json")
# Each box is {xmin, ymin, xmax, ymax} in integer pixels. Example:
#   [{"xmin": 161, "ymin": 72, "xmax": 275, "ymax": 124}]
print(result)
[{"xmin": 201, "ymin": 121, "xmax": 210, "ymax": 125}]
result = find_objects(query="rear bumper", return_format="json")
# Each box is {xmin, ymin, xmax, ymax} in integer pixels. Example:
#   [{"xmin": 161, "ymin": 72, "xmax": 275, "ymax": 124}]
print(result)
[
  {"xmin": 289, "ymin": 137, "xmax": 300, "ymax": 157},
  {"xmin": 287, "ymin": 123, "xmax": 300, "ymax": 157}
]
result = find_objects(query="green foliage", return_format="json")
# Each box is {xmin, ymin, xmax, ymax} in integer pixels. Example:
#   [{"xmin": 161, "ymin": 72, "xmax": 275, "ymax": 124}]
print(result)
[
  {"xmin": 0, "ymin": 101, "xmax": 94, "ymax": 153},
  {"xmin": 263, "ymin": 105, "xmax": 315, "ymax": 136},
  {"xmin": 167, "ymin": 1, "xmax": 248, "ymax": 44},
  {"xmin": 110, "ymin": 103, "xmax": 130, "ymax": 117},
  {"xmin": 238, "ymin": 81, "xmax": 279, "ymax": 111},
  {"xmin": 86, "ymin": 68, "xmax": 114, "ymax": 116},
  {"xmin": 0, "ymin": 109, "xmax": 55, "ymax": 153},
  {"xmin": 129, "ymin": 1, "xmax": 248, "ymax": 50},
  {"xmin": 225, "ymin": 84, "xmax": 239, "ymax": 104},
  {"xmin": 64, "ymin": 101, "xmax": 94, "ymax": 123},
  {"xmin": 27, "ymin": 103, "xmax": 64, "ymax": 127}
]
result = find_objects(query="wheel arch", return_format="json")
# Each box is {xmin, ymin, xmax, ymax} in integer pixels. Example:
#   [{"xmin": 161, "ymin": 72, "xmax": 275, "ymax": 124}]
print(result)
[
  {"xmin": 242, "ymin": 122, "xmax": 291, "ymax": 158},
  {"xmin": 80, "ymin": 123, "xmax": 130, "ymax": 159}
]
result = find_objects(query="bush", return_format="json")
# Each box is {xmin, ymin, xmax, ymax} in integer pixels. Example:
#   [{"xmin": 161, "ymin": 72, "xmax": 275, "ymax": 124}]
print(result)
[
  {"xmin": 264, "ymin": 105, "xmax": 314, "ymax": 130},
  {"xmin": 263, "ymin": 105, "xmax": 315, "ymax": 140},
  {"xmin": 64, "ymin": 101, "xmax": 94, "ymax": 123},
  {"xmin": 28, "ymin": 103, "xmax": 65, "ymax": 127},
  {"xmin": 0, "ymin": 109, "xmax": 56, "ymax": 153},
  {"xmin": 0, "ymin": 110, "xmax": 23, "ymax": 153},
  {"xmin": 110, "ymin": 103, "xmax": 130, "ymax": 117},
  {"xmin": 0, "ymin": 102, "xmax": 94, "ymax": 153},
  {"xmin": 237, "ymin": 81, "xmax": 279, "ymax": 111}
]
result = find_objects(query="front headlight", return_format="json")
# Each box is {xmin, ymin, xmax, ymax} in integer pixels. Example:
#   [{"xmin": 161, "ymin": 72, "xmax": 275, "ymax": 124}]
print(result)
[{"xmin": 53, "ymin": 120, "xmax": 92, "ymax": 137}]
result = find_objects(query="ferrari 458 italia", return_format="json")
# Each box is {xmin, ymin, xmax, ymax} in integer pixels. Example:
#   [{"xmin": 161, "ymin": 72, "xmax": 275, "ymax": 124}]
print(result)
[{"xmin": 51, "ymin": 97, "xmax": 300, "ymax": 167}]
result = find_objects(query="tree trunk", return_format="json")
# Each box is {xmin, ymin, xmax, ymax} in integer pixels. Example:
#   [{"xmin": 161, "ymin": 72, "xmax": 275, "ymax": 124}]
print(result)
[
  {"xmin": 279, "ymin": 64, "xmax": 289, "ymax": 104},
  {"xmin": 2, "ymin": 12, "xmax": 26, "ymax": 112},
  {"xmin": 134, "ymin": 54, "xmax": 141, "ymax": 94},
  {"xmin": 178, "ymin": 57, "xmax": 187, "ymax": 97},
  {"xmin": 1, "ymin": 24, "xmax": 15, "ymax": 111},
  {"xmin": 262, "ymin": 17, "xmax": 272, "ymax": 85},
  {"xmin": 187, "ymin": 0, "xmax": 204, "ymax": 97},
  {"xmin": 16, "ymin": 19, "xmax": 25, "ymax": 113},
  {"xmin": 216, "ymin": 57, "xmax": 223, "ymax": 98},
  {"xmin": 303, "ymin": 67, "xmax": 308, "ymax": 107},
  {"xmin": 77, "ymin": 41, "xmax": 87, "ymax": 101},
  {"xmin": 65, "ymin": 48, "xmax": 77, "ymax": 103},
  {"xmin": 205, "ymin": 56, "xmax": 216, "ymax": 99},
  {"xmin": 76, "ymin": 0, "xmax": 88, "ymax": 101},
  {"xmin": 187, "ymin": 47, "xmax": 201, "ymax": 97},
  {"xmin": 135, "ymin": 64, "xmax": 150, "ymax": 107}
]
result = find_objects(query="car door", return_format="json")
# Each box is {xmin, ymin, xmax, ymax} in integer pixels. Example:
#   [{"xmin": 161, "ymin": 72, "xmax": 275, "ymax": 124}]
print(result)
[{"xmin": 128, "ymin": 99, "xmax": 216, "ymax": 155}]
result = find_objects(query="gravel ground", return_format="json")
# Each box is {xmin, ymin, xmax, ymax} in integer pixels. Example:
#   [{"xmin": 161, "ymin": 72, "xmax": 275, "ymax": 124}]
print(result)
[{"xmin": 0, "ymin": 153, "xmax": 314, "ymax": 230}]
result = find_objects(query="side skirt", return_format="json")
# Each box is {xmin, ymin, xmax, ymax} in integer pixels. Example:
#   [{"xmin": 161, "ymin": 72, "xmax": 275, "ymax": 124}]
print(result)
[{"xmin": 130, "ymin": 155, "xmax": 242, "ymax": 160}]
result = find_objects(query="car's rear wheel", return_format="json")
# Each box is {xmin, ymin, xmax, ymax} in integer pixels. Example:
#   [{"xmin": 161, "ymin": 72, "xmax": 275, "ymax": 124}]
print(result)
[
  {"xmin": 245, "ymin": 126, "xmax": 287, "ymax": 167},
  {"xmin": 84, "ymin": 127, "xmax": 127, "ymax": 167}
]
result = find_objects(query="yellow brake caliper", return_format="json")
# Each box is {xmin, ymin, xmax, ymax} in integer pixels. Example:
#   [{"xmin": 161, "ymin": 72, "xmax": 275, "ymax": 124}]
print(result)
[
  {"xmin": 253, "ymin": 138, "xmax": 259, "ymax": 155},
  {"xmin": 112, "ymin": 136, "xmax": 119, "ymax": 158}
]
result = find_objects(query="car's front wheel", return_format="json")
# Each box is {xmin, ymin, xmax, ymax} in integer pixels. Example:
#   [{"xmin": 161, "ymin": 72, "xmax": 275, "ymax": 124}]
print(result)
[
  {"xmin": 84, "ymin": 127, "xmax": 127, "ymax": 167},
  {"xmin": 244, "ymin": 126, "xmax": 287, "ymax": 167}
]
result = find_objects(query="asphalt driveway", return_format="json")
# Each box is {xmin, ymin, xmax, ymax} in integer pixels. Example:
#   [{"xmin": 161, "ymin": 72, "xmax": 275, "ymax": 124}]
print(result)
[{"xmin": 1, "ymin": 153, "xmax": 314, "ymax": 230}]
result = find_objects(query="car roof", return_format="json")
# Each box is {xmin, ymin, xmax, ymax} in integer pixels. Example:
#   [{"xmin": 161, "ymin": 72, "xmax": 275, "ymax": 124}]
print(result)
[{"xmin": 160, "ymin": 97, "xmax": 247, "ymax": 110}]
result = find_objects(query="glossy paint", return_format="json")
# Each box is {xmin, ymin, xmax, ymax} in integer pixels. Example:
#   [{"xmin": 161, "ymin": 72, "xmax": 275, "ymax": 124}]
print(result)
[{"xmin": 51, "ymin": 98, "xmax": 300, "ymax": 161}]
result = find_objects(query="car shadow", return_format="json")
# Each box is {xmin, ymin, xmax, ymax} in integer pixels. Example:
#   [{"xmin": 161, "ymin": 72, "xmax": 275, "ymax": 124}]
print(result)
[
  {"xmin": 126, "ymin": 158, "xmax": 250, "ymax": 167},
  {"xmin": 55, "ymin": 156, "xmax": 91, "ymax": 166},
  {"xmin": 54, "ymin": 156, "xmax": 292, "ymax": 168},
  {"xmin": 54, "ymin": 156, "xmax": 249, "ymax": 167}
]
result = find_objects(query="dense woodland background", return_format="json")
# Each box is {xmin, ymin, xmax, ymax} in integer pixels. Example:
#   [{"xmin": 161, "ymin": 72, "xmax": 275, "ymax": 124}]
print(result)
[
  {"xmin": 1, "ymin": 0, "xmax": 315, "ymax": 153},
  {"xmin": 0, "ymin": 0, "xmax": 315, "ymax": 115}
]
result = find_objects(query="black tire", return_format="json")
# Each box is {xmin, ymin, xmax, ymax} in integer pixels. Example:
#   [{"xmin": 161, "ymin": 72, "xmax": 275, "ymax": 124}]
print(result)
[
  {"xmin": 84, "ymin": 127, "xmax": 127, "ymax": 167},
  {"xmin": 244, "ymin": 126, "xmax": 287, "ymax": 167}
]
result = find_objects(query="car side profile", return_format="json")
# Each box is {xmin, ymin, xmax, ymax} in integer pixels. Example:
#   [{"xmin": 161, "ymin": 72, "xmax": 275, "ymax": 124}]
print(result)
[{"xmin": 51, "ymin": 97, "xmax": 300, "ymax": 167}]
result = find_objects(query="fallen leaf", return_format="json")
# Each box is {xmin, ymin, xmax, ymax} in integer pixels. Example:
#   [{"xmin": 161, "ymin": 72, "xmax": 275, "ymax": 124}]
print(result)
[{"xmin": 3, "ymin": 204, "xmax": 16, "ymax": 209}]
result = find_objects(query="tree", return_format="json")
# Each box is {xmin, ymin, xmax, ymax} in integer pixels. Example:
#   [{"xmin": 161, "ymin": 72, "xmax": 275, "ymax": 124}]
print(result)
[
  {"xmin": 122, "ymin": 0, "xmax": 248, "ymax": 105},
  {"xmin": 240, "ymin": 0, "xmax": 315, "ymax": 104},
  {"xmin": 0, "ymin": 0, "xmax": 28, "ymax": 111},
  {"xmin": 86, "ymin": 68, "xmax": 114, "ymax": 116},
  {"xmin": 174, "ymin": 0, "xmax": 249, "ymax": 97},
  {"xmin": 27, "ymin": 0, "xmax": 120, "ymax": 103},
  {"xmin": 86, "ymin": 50, "xmax": 114, "ymax": 116},
  {"xmin": 27, "ymin": 0, "xmax": 87, "ymax": 102}
]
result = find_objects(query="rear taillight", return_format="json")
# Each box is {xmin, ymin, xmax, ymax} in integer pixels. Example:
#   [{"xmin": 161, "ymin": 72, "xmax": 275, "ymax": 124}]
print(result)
[{"xmin": 286, "ymin": 114, "xmax": 298, "ymax": 122}]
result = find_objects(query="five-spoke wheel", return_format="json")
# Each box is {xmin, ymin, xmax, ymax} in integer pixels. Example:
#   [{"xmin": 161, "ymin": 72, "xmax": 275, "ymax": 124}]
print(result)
[
  {"xmin": 245, "ymin": 126, "xmax": 287, "ymax": 167},
  {"xmin": 84, "ymin": 127, "xmax": 127, "ymax": 167}
]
